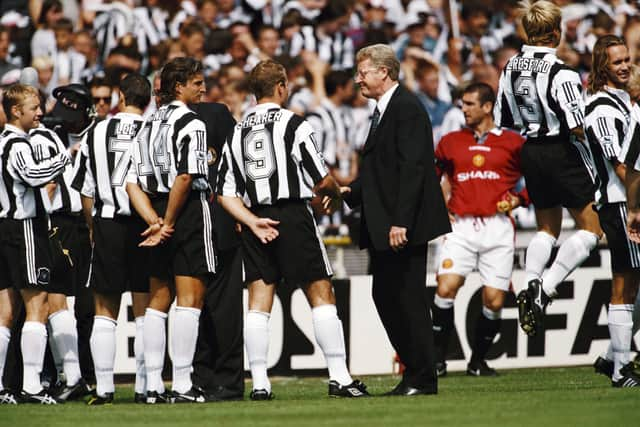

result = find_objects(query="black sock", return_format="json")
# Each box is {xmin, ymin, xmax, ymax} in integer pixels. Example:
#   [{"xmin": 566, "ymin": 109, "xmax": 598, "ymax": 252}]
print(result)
[
  {"xmin": 470, "ymin": 310, "xmax": 501, "ymax": 364},
  {"xmin": 431, "ymin": 302, "xmax": 454, "ymax": 363}
]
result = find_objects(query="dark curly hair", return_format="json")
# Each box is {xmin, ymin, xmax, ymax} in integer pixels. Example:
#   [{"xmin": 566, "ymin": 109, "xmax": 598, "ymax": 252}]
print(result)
[{"xmin": 158, "ymin": 57, "xmax": 203, "ymax": 105}]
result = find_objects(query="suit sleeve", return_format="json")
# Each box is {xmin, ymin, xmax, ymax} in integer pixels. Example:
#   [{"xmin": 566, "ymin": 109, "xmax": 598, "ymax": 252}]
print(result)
[{"xmin": 393, "ymin": 106, "xmax": 432, "ymax": 229}]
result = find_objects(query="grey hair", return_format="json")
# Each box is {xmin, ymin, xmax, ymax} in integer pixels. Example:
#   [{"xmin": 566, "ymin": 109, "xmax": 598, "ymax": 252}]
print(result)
[{"xmin": 356, "ymin": 44, "xmax": 400, "ymax": 81}]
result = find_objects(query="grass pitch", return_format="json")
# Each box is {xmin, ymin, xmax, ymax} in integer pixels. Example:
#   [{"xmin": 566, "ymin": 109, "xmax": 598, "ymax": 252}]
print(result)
[{"xmin": 2, "ymin": 367, "xmax": 637, "ymax": 427}]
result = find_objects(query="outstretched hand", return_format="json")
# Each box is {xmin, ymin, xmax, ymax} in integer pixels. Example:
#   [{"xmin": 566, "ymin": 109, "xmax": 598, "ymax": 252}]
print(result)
[{"xmin": 250, "ymin": 217, "xmax": 280, "ymax": 244}]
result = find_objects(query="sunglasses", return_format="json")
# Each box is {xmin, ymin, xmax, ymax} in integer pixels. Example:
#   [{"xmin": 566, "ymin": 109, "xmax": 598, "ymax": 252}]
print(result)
[{"xmin": 93, "ymin": 96, "xmax": 110, "ymax": 103}]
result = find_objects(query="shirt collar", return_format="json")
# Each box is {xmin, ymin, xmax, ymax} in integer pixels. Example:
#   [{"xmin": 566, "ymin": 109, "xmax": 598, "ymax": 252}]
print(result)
[
  {"xmin": 522, "ymin": 45, "xmax": 557, "ymax": 55},
  {"xmin": 3, "ymin": 124, "xmax": 27, "ymax": 137},
  {"xmin": 376, "ymin": 83, "xmax": 399, "ymax": 118},
  {"xmin": 604, "ymin": 85, "xmax": 631, "ymax": 105}
]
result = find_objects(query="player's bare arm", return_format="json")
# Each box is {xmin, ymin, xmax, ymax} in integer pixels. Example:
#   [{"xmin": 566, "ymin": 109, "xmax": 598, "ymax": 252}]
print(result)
[
  {"xmin": 218, "ymin": 195, "xmax": 280, "ymax": 244},
  {"xmin": 81, "ymin": 195, "xmax": 94, "ymax": 244},
  {"xmin": 162, "ymin": 172, "xmax": 193, "ymax": 230},
  {"xmin": 625, "ymin": 167, "xmax": 640, "ymax": 242}
]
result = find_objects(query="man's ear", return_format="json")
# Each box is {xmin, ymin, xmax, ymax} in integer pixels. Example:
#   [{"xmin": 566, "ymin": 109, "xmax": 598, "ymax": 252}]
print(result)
[{"xmin": 11, "ymin": 104, "xmax": 21, "ymax": 120}]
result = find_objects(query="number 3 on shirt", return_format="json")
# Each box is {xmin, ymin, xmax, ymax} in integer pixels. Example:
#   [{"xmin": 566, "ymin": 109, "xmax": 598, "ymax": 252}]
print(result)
[
  {"xmin": 514, "ymin": 75, "xmax": 542, "ymax": 124},
  {"xmin": 244, "ymin": 129, "xmax": 276, "ymax": 180}
]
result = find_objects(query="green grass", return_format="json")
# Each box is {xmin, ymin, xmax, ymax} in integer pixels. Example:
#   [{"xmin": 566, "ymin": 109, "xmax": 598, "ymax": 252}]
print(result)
[{"xmin": 2, "ymin": 367, "xmax": 638, "ymax": 427}]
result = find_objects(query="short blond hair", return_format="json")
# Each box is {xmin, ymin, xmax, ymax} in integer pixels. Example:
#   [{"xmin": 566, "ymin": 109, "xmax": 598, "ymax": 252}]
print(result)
[
  {"xmin": 2, "ymin": 84, "xmax": 39, "ymax": 121},
  {"xmin": 248, "ymin": 60, "xmax": 287, "ymax": 100},
  {"xmin": 519, "ymin": 0, "xmax": 562, "ymax": 45},
  {"xmin": 356, "ymin": 44, "xmax": 400, "ymax": 81}
]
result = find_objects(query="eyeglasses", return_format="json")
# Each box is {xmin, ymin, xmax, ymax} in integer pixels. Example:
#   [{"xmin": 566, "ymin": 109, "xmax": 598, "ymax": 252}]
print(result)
[
  {"xmin": 93, "ymin": 96, "xmax": 110, "ymax": 103},
  {"xmin": 354, "ymin": 67, "xmax": 379, "ymax": 80}
]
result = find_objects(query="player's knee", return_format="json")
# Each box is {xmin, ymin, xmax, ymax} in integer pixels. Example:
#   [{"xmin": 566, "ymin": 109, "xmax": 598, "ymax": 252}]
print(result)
[{"xmin": 436, "ymin": 279, "xmax": 459, "ymax": 299}]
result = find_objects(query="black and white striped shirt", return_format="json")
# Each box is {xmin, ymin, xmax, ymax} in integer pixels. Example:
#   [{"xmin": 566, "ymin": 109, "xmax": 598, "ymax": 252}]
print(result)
[
  {"xmin": 218, "ymin": 102, "xmax": 328, "ymax": 207},
  {"xmin": 72, "ymin": 112, "xmax": 144, "ymax": 218},
  {"xmin": 289, "ymin": 26, "xmax": 354, "ymax": 71},
  {"xmin": 585, "ymin": 87, "xmax": 631, "ymax": 205},
  {"xmin": 619, "ymin": 104, "xmax": 640, "ymax": 172},
  {"xmin": 127, "ymin": 101, "xmax": 209, "ymax": 196},
  {"xmin": 495, "ymin": 45, "xmax": 585, "ymax": 141},
  {"xmin": 29, "ymin": 126, "xmax": 82, "ymax": 214},
  {"xmin": 0, "ymin": 125, "xmax": 69, "ymax": 219}
]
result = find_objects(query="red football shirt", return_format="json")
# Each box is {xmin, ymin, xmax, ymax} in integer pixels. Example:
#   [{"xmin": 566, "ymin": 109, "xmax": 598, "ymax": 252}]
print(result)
[{"xmin": 435, "ymin": 127, "xmax": 526, "ymax": 217}]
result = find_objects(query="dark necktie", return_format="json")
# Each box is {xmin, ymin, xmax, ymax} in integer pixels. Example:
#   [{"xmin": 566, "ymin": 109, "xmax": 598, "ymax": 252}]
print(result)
[{"xmin": 370, "ymin": 106, "xmax": 380, "ymax": 136}]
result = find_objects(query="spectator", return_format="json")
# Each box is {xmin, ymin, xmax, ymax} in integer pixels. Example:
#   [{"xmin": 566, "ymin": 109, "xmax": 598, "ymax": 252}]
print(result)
[
  {"xmin": 90, "ymin": 77, "xmax": 114, "ymax": 120},
  {"xmin": 31, "ymin": 0, "xmax": 64, "ymax": 59},
  {"xmin": 414, "ymin": 59, "xmax": 451, "ymax": 143},
  {"xmin": 0, "ymin": 25, "xmax": 19, "ymax": 81},
  {"xmin": 52, "ymin": 18, "xmax": 86, "ymax": 87}
]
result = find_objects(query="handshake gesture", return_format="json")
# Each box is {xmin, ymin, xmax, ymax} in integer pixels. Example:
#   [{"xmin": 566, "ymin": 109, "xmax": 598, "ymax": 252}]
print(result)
[{"xmin": 312, "ymin": 175, "xmax": 345, "ymax": 215}]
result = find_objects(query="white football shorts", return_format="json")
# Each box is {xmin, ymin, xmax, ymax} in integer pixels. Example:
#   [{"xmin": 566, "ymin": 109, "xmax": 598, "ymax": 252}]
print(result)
[{"xmin": 437, "ymin": 214, "xmax": 515, "ymax": 291}]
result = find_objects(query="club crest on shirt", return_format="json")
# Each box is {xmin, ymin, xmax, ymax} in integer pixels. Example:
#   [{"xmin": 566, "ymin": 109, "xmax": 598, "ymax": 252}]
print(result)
[
  {"xmin": 37, "ymin": 267, "xmax": 51, "ymax": 285},
  {"xmin": 442, "ymin": 258, "xmax": 453, "ymax": 269},
  {"xmin": 207, "ymin": 147, "xmax": 217, "ymax": 165},
  {"xmin": 472, "ymin": 154, "xmax": 485, "ymax": 167}
]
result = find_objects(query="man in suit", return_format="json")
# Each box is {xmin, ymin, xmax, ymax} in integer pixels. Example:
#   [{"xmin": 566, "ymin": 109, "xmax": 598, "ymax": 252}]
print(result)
[
  {"xmin": 189, "ymin": 102, "xmax": 244, "ymax": 401},
  {"xmin": 343, "ymin": 44, "xmax": 450, "ymax": 396}
]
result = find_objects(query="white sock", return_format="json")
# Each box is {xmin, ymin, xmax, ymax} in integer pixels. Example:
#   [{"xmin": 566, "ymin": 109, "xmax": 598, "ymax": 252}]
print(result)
[
  {"xmin": 603, "ymin": 344, "xmax": 614, "ymax": 362},
  {"xmin": 171, "ymin": 306, "xmax": 200, "ymax": 394},
  {"xmin": 90, "ymin": 316, "xmax": 117, "ymax": 396},
  {"xmin": 312, "ymin": 304, "xmax": 352, "ymax": 385},
  {"xmin": 48, "ymin": 309, "xmax": 82, "ymax": 386},
  {"xmin": 0, "ymin": 326, "xmax": 10, "ymax": 390},
  {"xmin": 46, "ymin": 323, "xmax": 64, "ymax": 381},
  {"xmin": 144, "ymin": 308, "xmax": 167, "ymax": 394},
  {"xmin": 134, "ymin": 316, "xmax": 146, "ymax": 394},
  {"xmin": 21, "ymin": 321, "xmax": 47, "ymax": 394},
  {"xmin": 633, "ymin": 290, "xmax": 640, "ymax": 336},
  {"xmin": 434, "ymin": 294, "xmax": 455, "ymax": 309},
  {"xmin": 609, "ymin": 304, "xmax": 634, "ymax": 381},
  {"xmin": 525, "ymin": 231, "xmax": 556, "ymax": 284},
  {"xmin": 542, "ymin": 230, "xmax": 599, "ymax": 297},
  {"xmin": 246, "ymin": 310, "xmax": 271, "ymax": 392}
]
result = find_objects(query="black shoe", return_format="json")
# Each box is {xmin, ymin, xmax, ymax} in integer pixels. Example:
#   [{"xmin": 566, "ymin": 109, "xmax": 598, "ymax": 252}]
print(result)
[
  {"xmin": 19, "ymin": 389, "xmax": 61, "ymax": 404},
  {"xmin": 594, "ymin": 356, "xmax": 614, "ymax": 379},
  {"xmin": 134, "ymin": 393, "xmax": 146, "ymax": 404},
  {"xmin": 328, "ymin": 380, "xmax": 370, "ymax": 398},
  {"xmin": 202, "ymin": 385, "xmax": 244, "ymax": 402},
  {"xmin": 87, "ymin": 392, "xmax": 114, "ymax": 405},
  {"xmin": 145, "ymin": 390, "xmax": 172, "ymax": 404},
  {"xmin": 249, "ymin": 389, "xmax": 274, "ymax": 401},
  {"xmin": 467, "ymin": 360, "xmax": 498, "ymax": 377},
  {"xmin": 54, "ymin": 378, "xmax": 92, "ymax": 402},
  {"xmin": 171, "ymin": 387, "xmax": 206, "ymax": 403},
  {"xmin": 0, "ymin": 389, "xmax": 17, "ymax": 404},
  {"xmin": 435, "ymin": 361, "xmax": 447, "ymax": 377},
  {"xmin": 383, "ymin": 382, "xmax": 437, "ymax": 396},
  {"xmin": 517, "ymin": 279, "xmax": 550, "ymax": 336},
  {"xmin": 612, "ymin": 363, "xmax": 640, "ymax": 388}
]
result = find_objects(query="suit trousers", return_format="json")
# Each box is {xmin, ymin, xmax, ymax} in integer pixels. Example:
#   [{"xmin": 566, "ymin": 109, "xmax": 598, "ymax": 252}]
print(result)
[
  {"xmin": 192, "ymin": 246, "xmax": 244, "ymax": 395},
  {"xmin": 369, "ymin": 243, "xmax": 437, "ymax": 391}
]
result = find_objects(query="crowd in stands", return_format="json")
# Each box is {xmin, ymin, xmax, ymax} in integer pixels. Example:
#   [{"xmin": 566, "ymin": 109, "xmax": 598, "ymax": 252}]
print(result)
[{"xmin": 0, "ymin": 0, "xmax": 638, "ymax": 237}]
